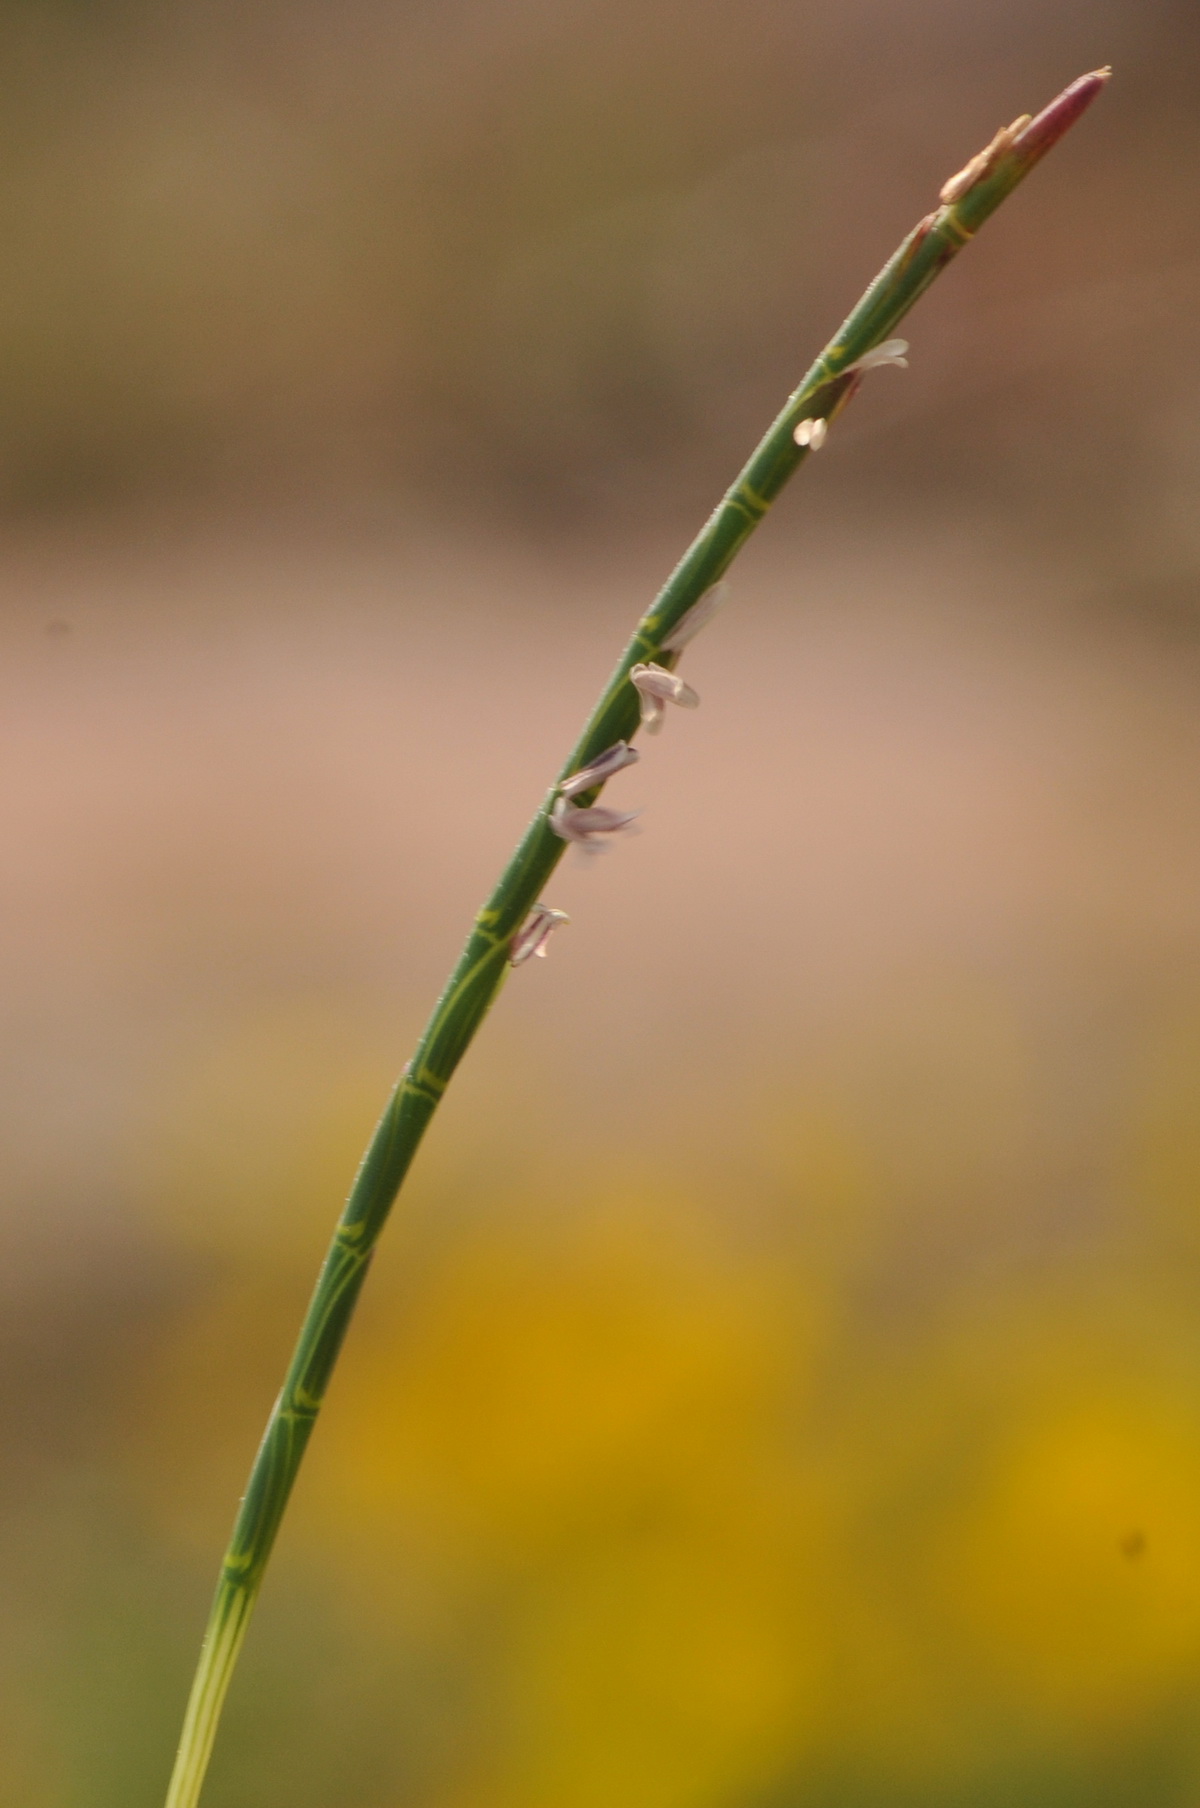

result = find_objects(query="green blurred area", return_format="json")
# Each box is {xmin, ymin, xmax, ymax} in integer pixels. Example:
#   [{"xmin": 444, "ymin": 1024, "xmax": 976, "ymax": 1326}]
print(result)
[
  {"xmin": 14, "ymin": 985, "xmax": 1200, "ymax": 1808},
  {"xmin": 3, "ymin": 2, "xmax": 1200, "ymax": 1805}
]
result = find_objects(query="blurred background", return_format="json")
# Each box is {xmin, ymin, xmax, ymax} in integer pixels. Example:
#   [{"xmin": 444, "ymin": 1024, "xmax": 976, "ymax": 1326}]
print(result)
[{"xmin": 2, "ymin": 2, "xmax": 1200, "ymax": 1804}]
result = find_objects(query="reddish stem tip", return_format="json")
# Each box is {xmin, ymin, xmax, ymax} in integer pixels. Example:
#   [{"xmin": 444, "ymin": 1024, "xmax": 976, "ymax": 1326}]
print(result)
[{"xmin": 1013, "ymin": 67, "xmax": 1112, "ymax": 161}]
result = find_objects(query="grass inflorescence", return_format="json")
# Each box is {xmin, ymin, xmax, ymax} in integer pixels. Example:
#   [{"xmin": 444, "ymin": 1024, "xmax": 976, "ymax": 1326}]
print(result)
[{"xmin": 163, "ymin": 67, "xmax": 1109, "ymax": 1808}]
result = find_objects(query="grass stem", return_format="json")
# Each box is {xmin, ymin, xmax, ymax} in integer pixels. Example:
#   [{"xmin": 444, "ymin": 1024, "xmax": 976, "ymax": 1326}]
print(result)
[{"xmin": 162, "ymin": 68, "xmax": 1108, "ymax": 1808}]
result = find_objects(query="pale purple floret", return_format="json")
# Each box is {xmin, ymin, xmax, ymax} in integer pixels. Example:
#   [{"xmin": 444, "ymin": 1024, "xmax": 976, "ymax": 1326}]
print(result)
[
  {"xmin": 659, "ymin": 580, "xmax": 730, "ymax": 654},
  {"xmin": 845, "ymin": 337, "xmax": 909, "ymax": 373},
  {"xmin": 792, "ymin": 342, "xmax": 907, "ymax": 454},
  {"xmin": 628, "ymin": 661, "xmax": 700, "ymax": 735},
  {"xmin": 559, "ymin": 740, "xmax": 640, "ymax": 798},
  {"xmin": 509, "ymin": 903, "xmax": 570, "ymax": 966},
  {"xmin": 549, "ymin": 794, "xmax": 640, "ymax": 850}
]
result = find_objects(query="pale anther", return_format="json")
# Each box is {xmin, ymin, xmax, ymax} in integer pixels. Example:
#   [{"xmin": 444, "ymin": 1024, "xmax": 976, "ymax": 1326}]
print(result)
[
  {"xmin": 510, "ymin": 902, "xmax": 570, "ymax": 966},
  {"xmin": 559, "ymin": 740, "xmax": 639, "ymax": 798},
  {"xmin": 846, "ymin": 338, "xmax": 909, "ymax": 373},
  {"xmin": 629, "ymin": 662, "xmax": 700, "ymax": 735},
  {"xmin": 550, "ymin": 794, "xmax": 640, "ymax": 850},
  {"xmin": 793, "ymin": 418, "xmax": 828, "ymax": 450},
  {"xmin": 660, "ymin": 580, "xmax": 730, "ymax": 654},
  {"xmin": 939, "ymin": 116, "xmax": 1030, "ymax": 206}
]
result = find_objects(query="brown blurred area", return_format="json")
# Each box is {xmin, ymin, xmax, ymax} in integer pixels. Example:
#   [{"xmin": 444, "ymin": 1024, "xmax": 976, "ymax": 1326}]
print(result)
[{"xmin": 3, "ymin": 4, "xmax": 1200, "ymax": 1806}]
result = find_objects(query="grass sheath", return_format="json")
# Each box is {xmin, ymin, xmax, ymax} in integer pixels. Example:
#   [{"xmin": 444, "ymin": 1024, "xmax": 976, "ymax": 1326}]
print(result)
[{"xmin": 163, "ymin": 68, "xmax": 1108, "ymax": 1808}]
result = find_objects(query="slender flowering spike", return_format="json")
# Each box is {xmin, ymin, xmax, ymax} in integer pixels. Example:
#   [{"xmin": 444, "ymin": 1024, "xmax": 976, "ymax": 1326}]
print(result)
[
  {"xmin": 629, "ymin": 661, "xmax": 700, "ymax": 734},
  {"xmin": 162, "ymin": 72, "xmax": 1107, "ymax": 1808},
  {"xmin": 559, "ymin": 740, "xmax": 639, "ymax": 798},
  {"xmin": 549, "ymin": 794, "xmax": 640, "ymax": 848},
  {"xmin": 509, "ymin": 903, "xmax": 569, "ymax": 966},
  {"xmin": 846, "ymin": 338, "xmax": 909, "ymax": 373},
  {"xmin": 660, "ymin": 580, "xmax": 730, "ymax": 654}
]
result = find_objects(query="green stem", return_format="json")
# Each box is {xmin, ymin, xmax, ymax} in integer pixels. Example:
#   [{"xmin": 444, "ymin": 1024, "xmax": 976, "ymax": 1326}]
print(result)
[{"xmin": 163, "ymin": 68, "xmax": 1107, "ymax": 1808}]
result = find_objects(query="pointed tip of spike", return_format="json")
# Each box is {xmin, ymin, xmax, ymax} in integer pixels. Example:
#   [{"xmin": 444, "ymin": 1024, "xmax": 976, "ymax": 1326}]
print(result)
[
  {"xmin": 940, "ymin": 68, "xmax": 1110, "ymax": 212},
  {"xmin": 1011, "ymin": 66, "xmax": 1112, "ymax": 162}
]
